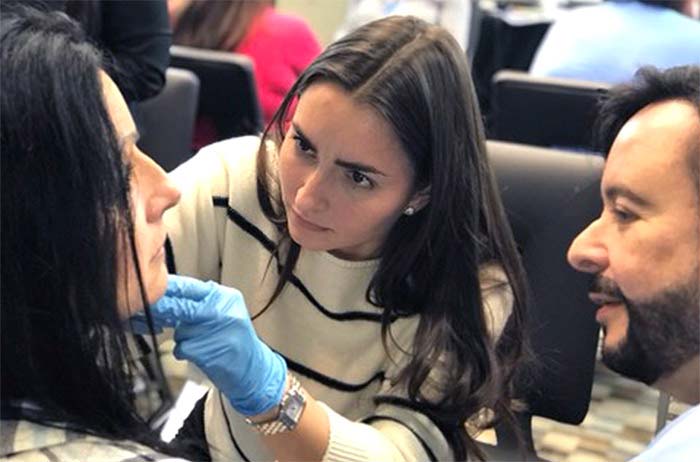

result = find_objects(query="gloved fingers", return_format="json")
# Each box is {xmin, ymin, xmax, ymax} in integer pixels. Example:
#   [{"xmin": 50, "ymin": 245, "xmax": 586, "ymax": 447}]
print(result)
[
  {"xmin": 171, "ymin": 340, "xmax": 190, "ymax": 362},
  {"xmin": 166, "ymin": 275, "xmax": 248, "ymax": 313},
  {"xmin": 150, "ymin": 293, "xmax": 206, "ymax": 324},
  {"xmin": 172, "ymin": 319, "xmax": 224, "ymax": 343},
  {"xmin": 164, "ymin": 274, "xmax": 217, "ymax": 301},
  {"xmin": 171, "ymin": 336, "xmax": 228, "ymax": 364}
]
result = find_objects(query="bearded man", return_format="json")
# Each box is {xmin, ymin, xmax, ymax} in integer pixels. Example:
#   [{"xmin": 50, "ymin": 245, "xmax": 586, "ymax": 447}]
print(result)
[{"xmin": 568, "ymin": 65, "xmax": 700, "ymax": 461}]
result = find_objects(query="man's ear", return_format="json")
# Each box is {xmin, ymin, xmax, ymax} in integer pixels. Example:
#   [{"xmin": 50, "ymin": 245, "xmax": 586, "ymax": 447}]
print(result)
[{"xmin": 408, "ymin": 186, "xmax": 431, "ymax": 212}]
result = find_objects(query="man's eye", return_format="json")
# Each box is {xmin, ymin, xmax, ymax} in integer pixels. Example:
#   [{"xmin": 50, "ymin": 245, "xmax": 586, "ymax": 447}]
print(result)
[{"xmin": 612, "ymin": 207, "xmax": 636, "ymax": 223}]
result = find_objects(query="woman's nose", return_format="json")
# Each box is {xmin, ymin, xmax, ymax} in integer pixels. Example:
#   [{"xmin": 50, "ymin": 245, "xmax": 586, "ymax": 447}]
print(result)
[
  {"xmin": 144, "ymin": 156, "xmax": 181, "ymax": 222},
  {"xmin": 294, "ymin": 169, "xmax": 329, "ymax": 214},
  {"xmin": 567, "ymin": 218, "xmax": 608, "ymax": 274}
]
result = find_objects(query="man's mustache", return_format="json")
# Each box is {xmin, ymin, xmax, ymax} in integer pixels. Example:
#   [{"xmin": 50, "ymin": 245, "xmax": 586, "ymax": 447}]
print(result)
[{"xmin": 590, "ymin": 275, "xmax": 625, "ymax": 301}]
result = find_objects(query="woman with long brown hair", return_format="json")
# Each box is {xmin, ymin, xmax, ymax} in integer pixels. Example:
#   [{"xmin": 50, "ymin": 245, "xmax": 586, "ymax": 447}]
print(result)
[{"xmin": 158, "ymin": 15, "xmax": 530, "ymax": 462}]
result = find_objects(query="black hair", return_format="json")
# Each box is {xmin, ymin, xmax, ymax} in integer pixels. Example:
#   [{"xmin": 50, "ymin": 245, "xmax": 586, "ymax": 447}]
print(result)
[
  {"xmin": 0, "ymin": 7, "xmax": 181, "ymax": 456},
  {"xmin": 255, "ymin": 16, "xmax": 530, "ymax": 461},
  {"xmin": 639, "ymin": 0, "xmax": 687, "ymax": 14},
  {"xmin": 595, "ymin": 65, "xmax": 700, "ymax": 196}
]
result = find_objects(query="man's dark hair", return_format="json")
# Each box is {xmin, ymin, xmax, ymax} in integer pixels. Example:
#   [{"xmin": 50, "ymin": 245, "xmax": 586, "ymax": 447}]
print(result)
[
  {"xmin": 639, "ymin": 0, "xmax": 687, "ymax": 14},
  {"xmin": 595, "ymin": 65, "xmax": 700, "ymax": 195}
]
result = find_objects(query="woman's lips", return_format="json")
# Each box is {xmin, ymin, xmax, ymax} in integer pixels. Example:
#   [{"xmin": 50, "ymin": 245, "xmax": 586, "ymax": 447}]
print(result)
[{"xmin": 290, "ymin": 208, "xmax": 329, "ymax": 232}]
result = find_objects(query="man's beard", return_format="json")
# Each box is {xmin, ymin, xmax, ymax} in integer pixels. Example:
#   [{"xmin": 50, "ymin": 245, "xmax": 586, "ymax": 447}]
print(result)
[{"xmin": 592, "ymin": 273, "xmax": 700, "ymax": 385}]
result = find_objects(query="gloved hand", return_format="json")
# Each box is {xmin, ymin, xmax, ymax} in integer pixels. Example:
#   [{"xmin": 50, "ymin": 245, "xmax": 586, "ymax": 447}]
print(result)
[{"xmin": 147, "ymin": 274, "xmax": 287, "ymax": 416}]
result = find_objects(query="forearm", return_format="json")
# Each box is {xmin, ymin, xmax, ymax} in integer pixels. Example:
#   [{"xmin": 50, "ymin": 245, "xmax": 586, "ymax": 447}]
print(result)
[
  {"xmin": 250, "ymin": 389, "xmax": 424, "ymax": 462},
  {"xmin": 204, "ymin": 384, "xmax": 444, "ymax": 462},
  {"xmin": 261, "ymin": 393, "xmax": 330, "ymax": 462}
]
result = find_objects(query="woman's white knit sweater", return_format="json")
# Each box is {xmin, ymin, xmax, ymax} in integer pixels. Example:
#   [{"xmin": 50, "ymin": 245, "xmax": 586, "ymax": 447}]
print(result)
[{"xmin": 164, "ymin": 136, "xmax": 512, "ymax": 462}]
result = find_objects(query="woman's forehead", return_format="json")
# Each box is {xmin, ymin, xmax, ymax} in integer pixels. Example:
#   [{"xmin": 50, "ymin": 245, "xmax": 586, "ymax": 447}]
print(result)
[{"xmin": 99, "ymin": 70, "xmax": 137, "ymax": 144}]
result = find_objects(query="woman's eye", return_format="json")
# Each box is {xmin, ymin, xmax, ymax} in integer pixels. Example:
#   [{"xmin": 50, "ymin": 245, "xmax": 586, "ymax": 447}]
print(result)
[
  {"xmin": 293, "ymin": 135, "xmax": 313, "ymax": 154},
  {"xmin": 349, "ymin": 170, "xmax": 373, "ymax": 189}
]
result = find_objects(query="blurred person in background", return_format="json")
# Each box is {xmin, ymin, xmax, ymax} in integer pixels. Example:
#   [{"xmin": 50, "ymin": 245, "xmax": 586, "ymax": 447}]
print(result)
[
  {"xmin": 334, "ymin": 0, "xmax": 472, "ymax": 50},
  {"xmin": 2, "ymin": 0, "xmax": 171, "ymax": 104},
  {"xmin": 530, "ymin": 0, "xmax": 700, "ymax": 84},
  {"xmin": 171, "ymin": 0, "xmax": 321, "ymax": 145}
]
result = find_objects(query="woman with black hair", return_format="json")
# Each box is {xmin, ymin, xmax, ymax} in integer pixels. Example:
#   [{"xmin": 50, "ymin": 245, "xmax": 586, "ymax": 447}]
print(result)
[
  {"xmin": 160, "ymin": 15, "xmax": 530, "ymax": 462},
  {"xmin": 0, "ymin": 8, "xmax": 183, "ymax": 461}
]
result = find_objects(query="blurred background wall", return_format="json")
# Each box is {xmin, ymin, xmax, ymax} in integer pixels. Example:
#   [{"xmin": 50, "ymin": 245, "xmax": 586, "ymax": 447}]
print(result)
[{"xmin": 277, "ymin": 0, "xmax": 348, "ymax": 45}]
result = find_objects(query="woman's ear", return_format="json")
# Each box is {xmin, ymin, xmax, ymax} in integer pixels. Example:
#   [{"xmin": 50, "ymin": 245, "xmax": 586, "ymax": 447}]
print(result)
[{"xmin": 408, "ymin": 186, "xmax": 431, "ymax": 212}]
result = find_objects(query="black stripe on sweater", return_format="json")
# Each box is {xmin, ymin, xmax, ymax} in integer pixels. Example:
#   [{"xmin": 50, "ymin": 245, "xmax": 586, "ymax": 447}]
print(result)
[
  {"xmin": 213, "ymin": 197, "xmax": 276, "ymax": 253},
  {"xmin": 212, "ymin": 196, "xmax": 388, "ymax": 323},
  {"xmin": 281, "ymin": 352, "xmax": 385, "ymax": 393},
  {"xmin": 362, "ymin": 415, "xmax": 438, "ymax": 462}
]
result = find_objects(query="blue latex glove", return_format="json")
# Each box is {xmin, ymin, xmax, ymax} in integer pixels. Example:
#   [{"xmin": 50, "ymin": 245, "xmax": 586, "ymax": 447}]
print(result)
[{"xmin": 148, "ymin": 274, "xmax": 287, "ymax": 416}]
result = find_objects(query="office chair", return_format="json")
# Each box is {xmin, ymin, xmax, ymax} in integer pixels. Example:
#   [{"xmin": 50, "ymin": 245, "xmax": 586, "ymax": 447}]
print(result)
[
  {"xmin": 482, "ymin": 140, "xmax": 604, "ymax": 460},
  {"xmin": 169, "ymin": 45, "xmax": 264, "ymax": 141},
  {"xmin": 489, "ymin": 70, "xmax": 610, "ymax": 152},
  {"xmin": 137, "ymin": 67, "xmax": 200, "ymax": 172},
  {"xmin": 466, "ymin": 0, "xmax": 483, "ymax": 64}
]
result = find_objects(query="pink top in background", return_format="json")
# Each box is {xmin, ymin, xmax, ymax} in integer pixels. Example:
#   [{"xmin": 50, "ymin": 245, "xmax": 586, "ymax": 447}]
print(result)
[{"xmin": 236, "ymin": 6, "xmax": 321, "ymax": 125}]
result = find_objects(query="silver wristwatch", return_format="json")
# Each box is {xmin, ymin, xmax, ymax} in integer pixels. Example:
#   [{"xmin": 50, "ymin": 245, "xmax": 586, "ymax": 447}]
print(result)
[{"xmin": 245, "ymin": 374, "xmax": 307, "ymax": 436}]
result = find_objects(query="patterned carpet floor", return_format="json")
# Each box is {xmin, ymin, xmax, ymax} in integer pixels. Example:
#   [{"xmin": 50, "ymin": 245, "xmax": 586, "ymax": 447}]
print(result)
[{"xmin": 530, "ymin": 362, "xmax": 660, "ymax": 462}]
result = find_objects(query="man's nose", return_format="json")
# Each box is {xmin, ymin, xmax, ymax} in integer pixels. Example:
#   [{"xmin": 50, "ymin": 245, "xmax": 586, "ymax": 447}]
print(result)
[{"xmin": 567, "ymin": 218, "xmax": 608, "ymax": 274}]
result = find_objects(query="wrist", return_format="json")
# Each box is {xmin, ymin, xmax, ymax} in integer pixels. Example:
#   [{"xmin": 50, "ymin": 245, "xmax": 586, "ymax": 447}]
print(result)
[
  {"xmin": 245, "ymin": 373, "xmax": 307, "ymax": 435},
  {"xmin": 224, "ymin": 346, "xmax": 287, "ymax": 416},
  {"xmin": 247, "ymin": 373, "xmax": 291, "ymax": 424}
]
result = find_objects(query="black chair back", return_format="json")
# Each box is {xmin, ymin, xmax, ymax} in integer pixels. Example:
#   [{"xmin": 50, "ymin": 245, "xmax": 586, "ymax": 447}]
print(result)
[
  {"xmin": 484, "ymin": 140, "xmax": 604, "ymax": 459},
  {"xmin": 170, "ymin": 45, "xmax": 263, "ymax": 140},
  {"xmin": 490, "ymin": 70, "xmax": 610, "ymax": 152},
  {"xmin": 137, "ymin": 67, "xmax": 200, "ymax": 172}
]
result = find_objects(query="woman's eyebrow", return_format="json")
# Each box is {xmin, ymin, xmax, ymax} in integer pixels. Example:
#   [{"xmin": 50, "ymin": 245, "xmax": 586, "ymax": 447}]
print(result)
[
  {"xmin": 334, "ymin": 159, "xmax": 387, "ymax": 176},
  {"xmin": 292, "ymin": 122, "xmax": 386, "ymax": 176}
]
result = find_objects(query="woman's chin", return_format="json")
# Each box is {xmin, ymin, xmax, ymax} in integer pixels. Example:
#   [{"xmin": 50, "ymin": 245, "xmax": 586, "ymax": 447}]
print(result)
[{"xmin": 147, "ymin": 273, "xmax": 169, "ymax": 305}]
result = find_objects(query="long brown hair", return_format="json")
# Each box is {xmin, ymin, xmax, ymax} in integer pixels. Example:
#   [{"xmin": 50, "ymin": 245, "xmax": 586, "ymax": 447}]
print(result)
[
  {"xmin": 256, "ymin": 16, "xmax": 530, "ymax": 461},
  {"xmin": 172, "ymin": 0, "xmax": 272, "ymax": 51}
]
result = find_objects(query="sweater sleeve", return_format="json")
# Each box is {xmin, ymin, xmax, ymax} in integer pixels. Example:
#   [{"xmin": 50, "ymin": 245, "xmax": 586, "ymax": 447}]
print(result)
[{"xmin": 320, "ymin": 402, "xmax": 442, "ymax": 462}]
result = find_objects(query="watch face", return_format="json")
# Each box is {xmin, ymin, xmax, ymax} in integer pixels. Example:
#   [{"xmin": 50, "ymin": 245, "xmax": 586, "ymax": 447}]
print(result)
[
  {"xmin": 280, "ymin": 390, "xmax": 306, "ymax": 428},
  {"xmin": 249, "ymin": 377, "xmax": 307, "ymax": 435}
]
